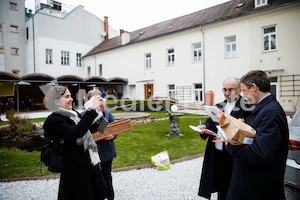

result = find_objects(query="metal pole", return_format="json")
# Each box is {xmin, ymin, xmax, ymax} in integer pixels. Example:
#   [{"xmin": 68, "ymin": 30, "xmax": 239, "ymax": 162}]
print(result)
[
  {"xmin": 16, "ymin": 82, "xmax": 19, "ymax": 112},
  {"xmin": 200, "ymin": 25, "xmax": 206, "ymax": 104}
]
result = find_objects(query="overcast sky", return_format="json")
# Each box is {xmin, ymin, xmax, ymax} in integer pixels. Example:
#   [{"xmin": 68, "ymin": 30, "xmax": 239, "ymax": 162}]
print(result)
[{"xmin": 25, "ymin": 0, "xmax": 230, "ymax": 32}]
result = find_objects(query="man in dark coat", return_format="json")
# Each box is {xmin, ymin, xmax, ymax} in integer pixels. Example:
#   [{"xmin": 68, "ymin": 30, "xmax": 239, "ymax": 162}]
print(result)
[
  {"xmin": 223, "ymin": 70, "xmax": 289, "ymax": 200},
  {"xmin": 198, "ymin": 77, "xmax": 250, "ymax": 200}
]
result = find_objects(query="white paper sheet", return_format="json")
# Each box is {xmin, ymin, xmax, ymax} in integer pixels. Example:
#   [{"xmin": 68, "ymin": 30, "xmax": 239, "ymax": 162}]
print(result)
[
  {"xmin": 203, "ymin": 105, "xmax": 219, "ymax": 122},
  {"xmin": 216, "ymin": 125, "xmax": 229, "ymax": 141}
]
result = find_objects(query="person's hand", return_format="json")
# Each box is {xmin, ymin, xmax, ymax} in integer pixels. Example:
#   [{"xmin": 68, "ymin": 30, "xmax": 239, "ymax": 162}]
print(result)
[
  {"xmin": 197, "ymin": 125, "xmax": 206, "ymax": 134},
  {"xmin": 212, "ymin": 133, "xmax": 228, "ymax": 145},
  {"xmin": 90, "ymin": 95, "xmax": 102, "ymax": 110},
  {"xmin": 105, "ymin": 134, "xmax": 114, "ymax": 140}
]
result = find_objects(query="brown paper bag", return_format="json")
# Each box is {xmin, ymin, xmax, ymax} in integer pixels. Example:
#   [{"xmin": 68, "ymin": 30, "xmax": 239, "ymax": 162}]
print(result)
[{"xmin": 218, "ymin": 110, "xmax": 256, "ymax": 145}]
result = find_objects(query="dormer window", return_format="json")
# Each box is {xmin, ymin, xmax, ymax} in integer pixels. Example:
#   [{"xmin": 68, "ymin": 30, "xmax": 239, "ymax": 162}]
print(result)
[{"xmin": 255, "ymin": 0, "xmax": 268, "ymax": 8}]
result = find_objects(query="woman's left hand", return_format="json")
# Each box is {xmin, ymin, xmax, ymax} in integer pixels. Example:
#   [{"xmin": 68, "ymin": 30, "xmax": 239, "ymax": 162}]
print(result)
[{"xmin": 105, "ymin": 134, "xmax": 114, "ymax": 140}]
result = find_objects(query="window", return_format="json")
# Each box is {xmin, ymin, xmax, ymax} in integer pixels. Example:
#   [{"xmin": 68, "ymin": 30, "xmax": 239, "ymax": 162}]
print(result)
[
  {"xmin": 225, "ymin": 36, "xmax": 236, "ymax": 58},
  {"xmin": 46, "ymin": 49, "xmax": 52, "ymax": 64},
  {"xmin": 192, "ymin": 43, "xmax": 202, "ymax": 62},
  {"xmin": 270, "ymin": 77, "xmax": 278, "ymax": 99},
  {"xmin": 76, "ymin": 53, "xmax": 82, "ymax": 66},
  {"xmin": 263, "ymin": 26, "xmax": 277, "ymax": 52},
  {"xmin": 26, "ymin": 27, "xmax": 29, "ymax": 40},
  {"xmin": 145, "ymin": 53, "xmax": 151, "ymax": 69},
  {"xmin": 0, "ymin": 46, "xmax": 4, "ymax": 54},
  {"xmin": 11, "ymin": 47, "xmax": 19, "ymax": 55},
  {"xmin": 168, "ymin": 84, "xmax": 175, "ymax": 99},
  {"xmin": 9, "ymin": 2, "xmax": 17, "ymax": 10},
  {"xmin": 98, "ymin": 64, "xmax": 102, "ymax": 76},
  {"xmin": 61, "ymin": 51, "xmax": 70, "ymax": 65},
  {"xmin": 87, "ymin": 66, "xmax": 91, "ymax": 77},
  {"xmin": 194, "ymin": 84, "xmax": 203, "ymax": 103},
  {"xmin": 167, "ymin": 49, "xmax": 175, "ymax": 66},
  {"xmin": 255, "ymin": 0, "xmax": 268, "ymax": 8},
  {"xmin": 10, "ymin": 25, "xmax": 18, "ymax": 33}
]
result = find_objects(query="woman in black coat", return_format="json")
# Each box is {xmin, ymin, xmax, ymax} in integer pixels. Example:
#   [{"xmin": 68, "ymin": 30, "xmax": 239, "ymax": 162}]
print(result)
[{"xmin": 43, "ymin": 86, "xmax": 107, "ymax": 200}]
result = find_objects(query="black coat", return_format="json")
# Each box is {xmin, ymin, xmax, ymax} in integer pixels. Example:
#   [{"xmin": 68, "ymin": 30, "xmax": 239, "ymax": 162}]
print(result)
[
  {"xmin": 226, "ymin": 94, "xmax": 289, "ymax": 200},
  {"xmin": 43, "ymin": 109, "xmax": 107, "ymax": 200},
  {"xmin": 198, "ymin": 96, "xmax": 250, "ymax": 199}
]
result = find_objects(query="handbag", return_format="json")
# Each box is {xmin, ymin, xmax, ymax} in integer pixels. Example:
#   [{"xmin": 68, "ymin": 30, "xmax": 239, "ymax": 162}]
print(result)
[{"xmin": 40, "ymin": 139, "xmax": 64, "ymax": 173}]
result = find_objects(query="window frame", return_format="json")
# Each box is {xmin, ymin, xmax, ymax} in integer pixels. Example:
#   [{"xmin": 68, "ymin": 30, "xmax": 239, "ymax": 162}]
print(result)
[
  {"xmin": 87, "ymin": 66, "xmax": 91, "ymax": 77},
  {"xmin": 11, "ymin": 47, "xmax": 19, "ymax": 55},
  {"xmin": 9, "ymin": 2, "xmax": 17, "ymax": 11},
  {"xmin": 10, "ymin": 25, "xmax": 18, "ymax": 33},
  {"xmin": 168, "ymin": 84, "xmax": 176, "ymax": 99},
  {"xmin": 255, "ymin": 0, "xmax": 268, "ymax": 8},
  {"xmin": 45, "ymin": 49, "xmax": 53, "ymax": 64},
  {"xmin": 192, "ymin": 43, "xmax": 202, "ymax": 63},
  {"xmin": 76, "ymin": 53, "xmax": 82, "ymax": 67},
  {"xmin": 98, "ymin": 64, "xmax": 102, "ymax": 76},
  {"xmin": 0, "ymin": 46, "xmax": 4, "ymax": 54},
  {"xmin": 225, "ymin": 35, "xmax": 237, "ymax": 58},
  {"xmin": 145, "ymin": 53, "xmax": 152, "ymax": 70},
  {"xmin": 194, "ymin": 83, "xmax": 203, "ymax": 103},
  {"xmin": 262, "ymin": 25, "xmax": 277, "ymax": 52},
  {"xmin": 167, "ymin": 48, "xmax": 175, "ymax": 66},
  {"xmin": 61, "ymin": 51, "xmax": 70, "ymax": 65}
]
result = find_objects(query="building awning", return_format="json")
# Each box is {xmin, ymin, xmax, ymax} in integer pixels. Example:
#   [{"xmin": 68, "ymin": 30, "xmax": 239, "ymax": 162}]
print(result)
[
  {"xmin": 21, "ymin": 73, "xmax": 55, "ymax": 83},
  {"xmin": 57, "ymin": 75, "xmax": 84, "ymax": 84},
  {"xmin": 0, "ymin": 71, "xmax": 128, "ymax": 85},
  {"xmin": 264, "ymin": 69, "xmax": 284, "ymax": 74},
  {"xmin": 0, "ymin": 71, "xmax": 20, "ymax": 82}
]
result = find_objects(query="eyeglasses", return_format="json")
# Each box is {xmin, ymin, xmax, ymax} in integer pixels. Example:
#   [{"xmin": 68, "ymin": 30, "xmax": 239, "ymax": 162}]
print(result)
[{"xmin": 222, "ymin": 88, "xmax": 239, "ymax": 93}]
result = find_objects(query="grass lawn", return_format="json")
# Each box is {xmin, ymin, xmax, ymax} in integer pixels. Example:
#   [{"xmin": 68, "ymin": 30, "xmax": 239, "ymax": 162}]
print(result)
[{"xmin": 0, "ymin": 111, "xmax": 208, "ymax": 179}]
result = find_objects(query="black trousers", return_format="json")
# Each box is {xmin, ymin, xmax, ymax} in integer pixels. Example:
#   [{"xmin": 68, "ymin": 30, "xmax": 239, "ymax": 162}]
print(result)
[{"xmin": 100, "ymin": 159, "xmax": 114, "ymax": 200}]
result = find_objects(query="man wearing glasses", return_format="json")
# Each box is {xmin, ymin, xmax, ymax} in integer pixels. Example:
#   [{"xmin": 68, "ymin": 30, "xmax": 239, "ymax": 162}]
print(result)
[{"xmin": 198, "ymin": 77, "xmax": 250, "ymax": 200}]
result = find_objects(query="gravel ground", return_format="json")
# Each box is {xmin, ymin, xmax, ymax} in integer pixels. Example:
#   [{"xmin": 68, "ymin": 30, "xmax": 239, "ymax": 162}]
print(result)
[
  {"xmin": 1, "ymin": 156, "xmax": 298, "ymax": 200},
  {"xmin": 0, "ymin": 157, "xmax": 216, "ymax": 200}
]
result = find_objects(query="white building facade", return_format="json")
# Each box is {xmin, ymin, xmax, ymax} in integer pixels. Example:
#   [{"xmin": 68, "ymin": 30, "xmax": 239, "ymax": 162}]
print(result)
[
  {"xmin": 83, "ymin": 0, "xmax": 300, "ymax": 112},
  {"xmin": 25, "ymin": 3, "xmax": 118, "ymax": 77},
  {"xmin": 0, "ymin": 0, "xmax": 27, "ymax": 74}
]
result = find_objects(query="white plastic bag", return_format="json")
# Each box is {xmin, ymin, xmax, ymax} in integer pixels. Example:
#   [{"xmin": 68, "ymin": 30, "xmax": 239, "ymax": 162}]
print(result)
[{"xmin": 151, "ymin": 151, "xmax": 171, "ymax": 170}]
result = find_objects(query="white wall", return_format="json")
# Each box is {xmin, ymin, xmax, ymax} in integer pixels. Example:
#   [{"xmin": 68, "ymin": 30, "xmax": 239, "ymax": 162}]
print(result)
[
  {"xmin": 0, "ymin": 0, "xmax": 26, "ymax": 74},
  {"xmin": 25, "ymin": 5, "xmax": 118, "ymax": 77},
  {"xmin": 84, "ymin": 29, "xmax": 205, "ymax": 101}
]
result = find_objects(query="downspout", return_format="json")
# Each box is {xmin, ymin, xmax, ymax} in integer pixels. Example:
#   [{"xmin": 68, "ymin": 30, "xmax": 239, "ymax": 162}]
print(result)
[
  {"xmin": 93, "ymin": 56, "xmax": 97, "ymax": 76},
  {"xmin": 32, "ymin": 15, "xmax": 36, "ymax": 73},
  {"xmin": 200, "ymin": 25, "xmax": 206, "ymax": 104}
]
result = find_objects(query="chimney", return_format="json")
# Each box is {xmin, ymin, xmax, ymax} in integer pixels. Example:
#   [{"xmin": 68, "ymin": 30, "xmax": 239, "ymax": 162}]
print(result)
[
  {"xmin": 104, "ymin": 16, "xmax": 109, "ymax": 40},
  {"xmin": 120, "ymin": 29, "xmax": 124, "ymax": 35},
  {"xmin": 121, "ymin": 31, "xmax": 130, "ymax": 45}
]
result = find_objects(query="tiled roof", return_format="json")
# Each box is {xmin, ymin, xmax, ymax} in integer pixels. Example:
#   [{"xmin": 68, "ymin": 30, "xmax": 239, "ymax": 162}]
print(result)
[{"xmin": 84, "ymin": 0, "xmax": 298, "ymax": 57}]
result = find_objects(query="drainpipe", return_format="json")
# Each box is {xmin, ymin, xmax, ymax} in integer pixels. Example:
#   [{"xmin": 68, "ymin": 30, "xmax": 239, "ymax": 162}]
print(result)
[
  {"xmin": 200, "ymin": 25, "xmax": 206, "ymax": 104},
  {"xmin": 93, "ymin": 56, "xmax": 97, "ymax": 76},
  {"xmin": 32, "ymin": 15, "xmax": 36, "ymax": 73}
]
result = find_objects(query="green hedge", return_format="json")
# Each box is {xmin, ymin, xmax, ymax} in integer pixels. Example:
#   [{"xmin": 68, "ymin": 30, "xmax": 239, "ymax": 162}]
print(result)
[{"xmin": 105, "ymin": 99, "xmax": 172, "ymax": 112}]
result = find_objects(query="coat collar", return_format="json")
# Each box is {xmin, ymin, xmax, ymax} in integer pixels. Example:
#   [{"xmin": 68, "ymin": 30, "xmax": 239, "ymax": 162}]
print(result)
[{"xmin": 251, "ymin": 94, "xmax": 275, "ymax": 114}]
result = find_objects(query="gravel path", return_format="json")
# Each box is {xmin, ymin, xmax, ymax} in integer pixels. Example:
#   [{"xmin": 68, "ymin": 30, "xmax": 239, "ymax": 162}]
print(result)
[{"xmin": 0, "ymin": 157, "xmax": 217, "ymax": 200}]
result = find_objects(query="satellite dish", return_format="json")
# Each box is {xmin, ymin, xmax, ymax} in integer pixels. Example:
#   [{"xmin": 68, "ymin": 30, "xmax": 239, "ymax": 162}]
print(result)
[
  {"xmin": 171, "ymin": 105, "xmax": 178, "ymax": 112},
  {"xmin": 101, "ymin": 32, "xmax": 107, "ymax": 37}
]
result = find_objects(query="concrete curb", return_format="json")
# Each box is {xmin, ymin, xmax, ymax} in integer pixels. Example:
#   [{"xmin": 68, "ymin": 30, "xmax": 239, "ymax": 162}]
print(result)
[{"xmin": 0, "ymin": 153, "xmax": 204, "ymax": 182}]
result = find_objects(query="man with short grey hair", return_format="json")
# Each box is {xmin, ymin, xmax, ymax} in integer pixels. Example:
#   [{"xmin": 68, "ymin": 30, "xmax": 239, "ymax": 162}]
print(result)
[{"xmin": 198, "ymin": 77, "xmax": 249, "ymax": 200}]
